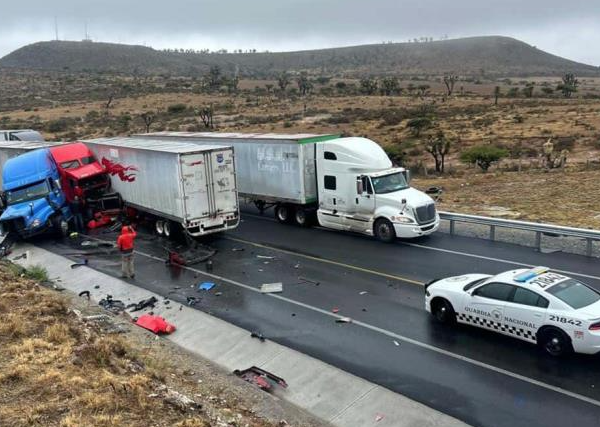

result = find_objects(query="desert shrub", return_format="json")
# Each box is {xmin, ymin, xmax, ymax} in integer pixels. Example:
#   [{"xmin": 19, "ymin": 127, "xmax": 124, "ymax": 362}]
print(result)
[
  {"xmin": 384, "ymin": 144, "xmax": 406, "ymax": 165},
  {"xmin": 406, "ymin": 117, "xmax": 432, "ymax": 137},
  {"xmin": 460, "ymin": 145, "xmax": 508, "ymax": 172},
  {"xmin": 167, "ymin": 103, "xmax": 187, "ymax": 114},
  {"xmin": 46, "ymin": 118, "xmax": 69, "ymax": 133}
]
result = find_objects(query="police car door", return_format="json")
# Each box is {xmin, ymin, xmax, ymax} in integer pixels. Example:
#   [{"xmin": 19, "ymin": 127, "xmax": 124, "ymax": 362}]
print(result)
[
  {"xmin": 503, "ymin": 287, "xmax": 549, "ymax": 344},
  {"xmin": 461, "ymin": 283, "xmax": 514, "ymax": 333}
]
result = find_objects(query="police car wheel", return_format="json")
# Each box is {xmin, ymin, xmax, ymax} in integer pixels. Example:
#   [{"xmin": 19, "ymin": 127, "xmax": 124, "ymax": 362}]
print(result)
[
  {"xmin": 432, "ymin": 299, "xmax": 456, "ymax": 324},
  {"xmin": 539, "ymin": 328, "xmax": 572, "ymax": 357}
]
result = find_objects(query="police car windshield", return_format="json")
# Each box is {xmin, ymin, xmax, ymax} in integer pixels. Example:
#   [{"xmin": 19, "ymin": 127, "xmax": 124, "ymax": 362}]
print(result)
[{"xmin": 546, "ymin": 279, "xmax": 600, "ymax": 309}]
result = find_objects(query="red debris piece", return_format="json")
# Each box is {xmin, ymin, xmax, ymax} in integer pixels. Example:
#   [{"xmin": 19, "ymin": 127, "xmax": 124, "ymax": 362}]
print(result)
[
  {"xmin": 332, "ymin": 308, "xmax": 339, "ymax": 313},
  {"xmin": 87, "ymin": 213, "xmax": 115, "ymax": 229},
  {"xmin": 233, "ymin": 366, "xmax": 288, "ymax": 391},
  {"xmin": 168, "ymin": 251, "xmax": 187, "ymax": 266},
  {"xmin": 135, "ymin": 314, "xmax": 176, "ymax": 334}
]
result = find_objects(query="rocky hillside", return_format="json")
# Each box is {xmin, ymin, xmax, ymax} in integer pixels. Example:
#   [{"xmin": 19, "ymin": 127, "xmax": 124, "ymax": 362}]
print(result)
[{"xmin": 1, "ymin": 36, "xmax": 598, "ymax": 77}]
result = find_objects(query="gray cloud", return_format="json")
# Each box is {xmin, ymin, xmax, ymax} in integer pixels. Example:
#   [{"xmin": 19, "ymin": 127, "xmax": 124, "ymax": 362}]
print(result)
[{"xmin": 1, "ymin": 0, "xmax": 599, "ymax": 65}]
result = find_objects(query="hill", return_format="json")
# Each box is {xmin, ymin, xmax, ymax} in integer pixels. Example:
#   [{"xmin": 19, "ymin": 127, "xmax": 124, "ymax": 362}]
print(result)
[{"xmin": 1, "ymin": 36, "xmax": 598, "ymax": 77}]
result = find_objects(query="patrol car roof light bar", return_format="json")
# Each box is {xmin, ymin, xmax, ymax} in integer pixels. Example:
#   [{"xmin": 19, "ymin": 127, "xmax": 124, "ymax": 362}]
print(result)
[{"xmin": 514, "ymin": 266, "xmax": 550, "ymax": 283}]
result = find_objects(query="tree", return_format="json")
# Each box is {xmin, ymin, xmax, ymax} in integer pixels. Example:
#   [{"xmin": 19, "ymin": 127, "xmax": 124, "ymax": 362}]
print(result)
[
  {"xmin": 557, "ymin": 73, "xmax": 578, "ymax": 98},
  {"xmin": 265, "ymin": 83, "xmax": 274, "ymax": 94},
  {"xmin": 380, "ymin": 76, "xmax": 400, "ymax": 96},
  {"xmin": 140, "ymin": 111, "xmax": 156, "ymax": 133},
  {"xmin": 460, "ymin": 145, "xmax": 508, "ymax": 172},
  {"xmin": 443, "ymin": 74, "xmax": 458, "ymax": 96},
  {"xmin": 523, "ymin": 82, "xmax": 535, "ymax": 98},
  {"xmin": 206, "ymin": 65, "xmax": 222, "ymax": 90},
  {"xmin": 417, "ymin": 84, "xmax": 430, "ymax": 97},
  {"xmin": 493, "ymin": 86, "xmax": 501, "ymax": 105},
  {"xmin": 277, "ymin": 72, "xmax": 291, "ymax": 92},
  {"xmin": 406, "ymin": 117, "xmax": 432, "ymax": 137},
  {"xmin": 359, "ymin": 77, "xmax": 378, "ymax": 95},
  {"xmin": 225, "ymin": 75, "xmax": 239, "ymax": 93},
  {"xmin": 104, "ymin": 93, "xmax": 115, "ymax": 113},
  {"xmin": 195, "ymin": 106, "xmax": 214, "ymax": 129},
  {"xmin": 425, "ymin": 130, "xmax": 451, "ymax": 173},
  {"xmin": 297, "ymin": 72, "xmax": 313, "ymax": 96}
]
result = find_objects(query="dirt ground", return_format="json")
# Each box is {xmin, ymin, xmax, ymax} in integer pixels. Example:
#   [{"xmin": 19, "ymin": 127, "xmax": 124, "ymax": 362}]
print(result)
[{"xmin": 0, "ymin": 261, "xmax": 325, "ymax": 427}]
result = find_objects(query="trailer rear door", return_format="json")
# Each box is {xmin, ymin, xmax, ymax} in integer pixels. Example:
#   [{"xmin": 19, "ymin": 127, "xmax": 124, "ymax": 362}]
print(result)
[
  {"xmin": 207, "ymin": 148, "xmax": 237, "ymax": 216},
  {"xmin": 180, "ymin": 153, "xmax": 210, "ymax": 220}
]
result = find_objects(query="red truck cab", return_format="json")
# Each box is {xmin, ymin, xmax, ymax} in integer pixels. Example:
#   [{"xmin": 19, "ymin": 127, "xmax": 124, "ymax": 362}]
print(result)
[{"xmin": 49, "ymin": 142, "xmax": 109, "ymax": 202}]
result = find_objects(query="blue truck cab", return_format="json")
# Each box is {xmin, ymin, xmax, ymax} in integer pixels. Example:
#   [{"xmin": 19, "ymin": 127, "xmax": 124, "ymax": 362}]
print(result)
[{"xmin": 0, "ymin": 148, "xmax": 72, "ymax": 238}]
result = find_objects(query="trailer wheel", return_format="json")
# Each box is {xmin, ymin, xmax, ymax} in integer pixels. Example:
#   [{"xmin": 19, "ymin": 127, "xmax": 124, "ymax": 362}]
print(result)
[
  {"xmin": 275, "ymin": 205, "xmax": 292, "ymax": 224},
  {"xmin": 294, "ymin": 208, "xmax": 311, "ymax": 227},
  {"xmin": 155, "ymin": 220, "xmax": 165, "ymax": 236},
  {"xmin": 163, "ymin": 221, "xmax": 172, "ymax": 238}
]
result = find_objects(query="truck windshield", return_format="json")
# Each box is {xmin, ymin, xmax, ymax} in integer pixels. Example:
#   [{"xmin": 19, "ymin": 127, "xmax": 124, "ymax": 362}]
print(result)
[
  {"xmin": 546, "ymin": 279, "xmax": 600, "ymax": 309},
  {"xmin": 60, "ymin": 160, "xmax": 80, "ymax": 169},
  {"xmin": 371, "ymin": 172, "xmax": 408, "ymax": 194},
  {"xmin": 5, "ymin": 181, "xmax": 50, "ymax": 205}
]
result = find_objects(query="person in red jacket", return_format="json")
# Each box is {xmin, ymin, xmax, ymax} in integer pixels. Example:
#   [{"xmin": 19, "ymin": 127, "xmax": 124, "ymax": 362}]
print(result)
[{"xmin": 117, "ymin": 221, "xmax": 137, "ymax": 279}]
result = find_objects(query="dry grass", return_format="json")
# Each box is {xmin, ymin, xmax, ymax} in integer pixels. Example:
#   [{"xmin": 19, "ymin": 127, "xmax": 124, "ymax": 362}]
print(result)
[{"xmin": 0, "ymin": 261, "xmax": 290, "ymax": 427}]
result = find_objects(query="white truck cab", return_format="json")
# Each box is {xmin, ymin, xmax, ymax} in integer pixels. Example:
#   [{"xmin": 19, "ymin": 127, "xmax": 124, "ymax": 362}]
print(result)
[{"xmin": 316, "ymin": 137, "xmax": 439, "ymax": 241}]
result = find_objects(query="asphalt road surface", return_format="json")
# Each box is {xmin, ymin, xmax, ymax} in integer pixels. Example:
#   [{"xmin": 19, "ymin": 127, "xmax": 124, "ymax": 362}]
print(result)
[{"xmin": 38, "ymin": 211, "xmax": 600, "ymax": 427}]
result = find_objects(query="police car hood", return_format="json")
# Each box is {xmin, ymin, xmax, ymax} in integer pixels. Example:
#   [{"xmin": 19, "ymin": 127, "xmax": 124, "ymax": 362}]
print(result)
[{"xmin": 429, "ymin": 273, "xmax": 492, "ymax": 291}]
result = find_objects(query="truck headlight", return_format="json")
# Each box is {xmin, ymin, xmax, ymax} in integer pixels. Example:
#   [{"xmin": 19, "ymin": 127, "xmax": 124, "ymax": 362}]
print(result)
[
  {"xmin": 392, "ymin": 216, "xmax": 414, "ymax": 224},
  {"xmin": 31, "ymin": 219, "xmax": 42, "ymax": 228}
]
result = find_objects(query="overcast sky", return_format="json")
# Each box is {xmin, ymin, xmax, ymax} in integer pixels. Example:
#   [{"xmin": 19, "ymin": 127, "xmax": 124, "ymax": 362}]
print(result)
[{"xmin": 1, "ymin": 0, "xmax": 599, "ymax": 65}]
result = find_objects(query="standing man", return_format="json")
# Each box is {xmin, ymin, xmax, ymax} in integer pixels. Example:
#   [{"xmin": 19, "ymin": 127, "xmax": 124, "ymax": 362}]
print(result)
[
  {"xmin": 70, "ymin": 195, "xmax": 85, "ymax": 233},
  {"xmin": 117, "ymin": 222, "xmax": 137, "ymax": 279}
]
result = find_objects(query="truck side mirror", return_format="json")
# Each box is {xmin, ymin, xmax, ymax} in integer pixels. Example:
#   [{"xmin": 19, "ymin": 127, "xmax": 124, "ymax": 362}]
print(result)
[
  {"xmin": 55, "ymin": 179, "xmax": 62, "ymax": 190},
  {"xmin": 400, "ymin": 198, "xmax": 407, "ymax": 213},
  {"xmin": 356, "ymin": 179, "xmax": 363, "ymax": 195}
]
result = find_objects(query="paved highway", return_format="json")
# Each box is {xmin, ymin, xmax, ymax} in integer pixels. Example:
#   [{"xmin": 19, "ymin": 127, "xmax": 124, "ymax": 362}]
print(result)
[{"xmin": 40, "ymin": 211, "xmax": 600, "ymax": 427}]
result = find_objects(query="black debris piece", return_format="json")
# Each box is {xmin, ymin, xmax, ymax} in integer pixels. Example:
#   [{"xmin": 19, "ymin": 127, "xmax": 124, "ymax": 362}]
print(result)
[
  {"xmin": 99, "ymin": 294, "xmax": 127, "ymax": 314},
  {"xmin": 232, "ymin": 247, "xmax": 245, "ymax": 252},
  {"xmin": 250, "ymin": 331, "xmax": 266, "ymax": 342},
  {"xmin": 234, "ymin": 366, "xmax": 288, "ymax": 391},
  {"xmin": 94, "ymin": 285, "xmax": 100, "ymax": 289},
  {"xmin": 78, "ymin": 290, "xmax": 91, "ymax": 299},
  {"xmin": 127, "ymin": 296, "xmax": 158, "ymax": 312},
  {"xmin": 298, "ymin": 277, "xmax": 320, "ymax": 286},
  {"xmin": 12, "ymin": 253, "xmax": 27, "ymax": 261},
  {"xmin": 186, "ymin": 296, "xmax": 200, "ymax": 306},
  {"xmin": 70, "ymin": 259, "xmax": 89, "ymax": 269},
  {"xmin": 206, "ymin": 260, "xmax": 213, "ymax": 272}
]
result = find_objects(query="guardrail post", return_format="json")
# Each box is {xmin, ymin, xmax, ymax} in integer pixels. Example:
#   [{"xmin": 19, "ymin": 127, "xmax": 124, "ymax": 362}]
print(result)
[
  {"xmin": 586, "ymin": 239, "xmax": 593, "ymax": 257},
  {"xmin": 449, "ymin": 219, "xmax": 455, "ymax": 235},
  {"xmin": 490, "ymin": 225, "xmax": 496, "ymax": 241},
  {"xmin": 535, "ymin": 231, "xmax": 541, "ymax": 252}
]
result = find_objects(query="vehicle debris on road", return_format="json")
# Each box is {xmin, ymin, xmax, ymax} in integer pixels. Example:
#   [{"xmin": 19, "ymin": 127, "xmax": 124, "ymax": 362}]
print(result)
[
  {"xmin": 127, "ymin": 296, "xmax": 158, "ymax": 312},
  {"xmin": 260, "ymin": 282, "xmax": 283, "ymax": 293},
  {"xmin": 233, "ymin": 366, "xmax": 288, "ymax": 392},
  {"xmin": 70, "ymin": 259, "xmax": 89, "ymax": 269},
  {"xmin": 99, "ymin": 294, "xmax": 127, "ymax": 314},
  {"xmin": 198, "ymin": 282, "xmax": 215, "ymax": 291},
  {"xmin": 335, "ymin": 317, "xmax": 352, "ymax": 323},
  {"xmin": 250, "ymin": 331, "xmax": 266, "ymax": 342},
  {"xmin": 186, "ymin": 296, "xmax": 200, "ymax": 306}
]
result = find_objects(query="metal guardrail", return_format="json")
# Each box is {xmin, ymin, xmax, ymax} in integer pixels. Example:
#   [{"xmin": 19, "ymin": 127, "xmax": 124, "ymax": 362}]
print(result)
[{"xmin": 438, "ymin": 211, "xmax": 600, "ymax": 257}]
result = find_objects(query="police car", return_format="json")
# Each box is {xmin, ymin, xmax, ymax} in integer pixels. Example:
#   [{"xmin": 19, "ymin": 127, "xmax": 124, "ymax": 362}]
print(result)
[{"xmin": 425, "ymin": 267, "xmax": 600, "ymax": 356}]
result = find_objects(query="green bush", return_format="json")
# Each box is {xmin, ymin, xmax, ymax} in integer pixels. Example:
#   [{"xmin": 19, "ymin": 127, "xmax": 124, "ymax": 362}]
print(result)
[
  {"xmin": 460, "ymin": 145, "xmax": 508, "ymax": 172},
  {"xmin": 167, "ymin": 103, "xmax": 188, "ymax": 114}
]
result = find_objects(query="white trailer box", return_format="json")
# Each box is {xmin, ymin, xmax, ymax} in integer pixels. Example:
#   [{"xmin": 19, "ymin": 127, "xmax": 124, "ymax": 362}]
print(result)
[
  {"xmin": 85, "ymin": 138, "xmax": 239, "ymax": 237},
  {"xmin": 0, "ymin": 141, "xmax": 64, "ymax": 187},
  {"xmin": 0, "ymin": 129, "xmax": 45, "ymax": 142},
  {"xmin": 134, "ymin": 132, "xmax": 341, "ymax": 204}
]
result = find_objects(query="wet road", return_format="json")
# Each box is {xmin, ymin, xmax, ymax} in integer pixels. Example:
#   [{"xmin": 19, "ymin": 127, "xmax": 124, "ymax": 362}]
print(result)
[{"xmin": 39, "ymin": 211, "xmax": 600, "ymax": 427}]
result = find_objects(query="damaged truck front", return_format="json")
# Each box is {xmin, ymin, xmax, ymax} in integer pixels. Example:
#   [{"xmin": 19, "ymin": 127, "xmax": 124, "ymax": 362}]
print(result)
[{"xmin": 0, "ymin": 148, "xmax": 72, "ymax": 238}]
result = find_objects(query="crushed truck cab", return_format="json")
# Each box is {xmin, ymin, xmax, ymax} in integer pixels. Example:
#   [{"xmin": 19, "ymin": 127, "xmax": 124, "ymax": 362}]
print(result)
[{"xmin": 0, "ymin": 148, "xmax": 72, "ymax": 238}]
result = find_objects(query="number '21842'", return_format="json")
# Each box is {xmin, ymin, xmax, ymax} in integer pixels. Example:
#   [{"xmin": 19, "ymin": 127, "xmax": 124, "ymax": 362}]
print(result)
[{"xmin": 549, "ymin": 314, "xmax": 582, "ymax": 326}]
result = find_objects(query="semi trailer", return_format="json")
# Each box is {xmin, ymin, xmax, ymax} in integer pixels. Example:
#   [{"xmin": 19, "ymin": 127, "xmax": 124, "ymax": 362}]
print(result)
[
  {"xmin": 85, "ymin": 137, "xmax": 239, "ymax": 237},
  {"xmin": 136, "ymin": 132, "xmax": 439, "ymax": 242},
  {"xmin": 0, "ymin": 129, "xmax": 45, "ymax": 142}
]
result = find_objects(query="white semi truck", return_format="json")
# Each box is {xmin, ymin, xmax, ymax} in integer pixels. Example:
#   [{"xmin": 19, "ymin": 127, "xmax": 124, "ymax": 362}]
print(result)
[
  {"xmin": 85, "ymin": 137, "xmax": 239, "ymax": 237},
  {"xmin": 136, "ymin": 132, "xmax": 439, "ymax": 242},
  {"xmin": 137, "ymin": 132, "xmax": 440, "ymax": 242}
]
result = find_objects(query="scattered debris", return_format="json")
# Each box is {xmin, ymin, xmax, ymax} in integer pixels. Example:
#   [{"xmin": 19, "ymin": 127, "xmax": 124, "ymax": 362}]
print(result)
[
  {"xmin": 135, "ymin": 314, "xmax": 176, "ymax": 334},
  {"xmin": 94, "ymin": 285, "xmax": 100, "ymax": 289},
  {"xmin": 335, "ymin": 317, "xmax": 352, "ymax": 324},
  {"xmin": 260, "ymin": 282, "xmax": 283, "ymax": 293},
  {"xmin": 233, "ymin": 366, "xmax": 288, "ymax": 391},
  {"xmin": 99, "ymin": 294, "xmax": 127, "ymax": 314},
  {"xmin": 12, "ymin": 253, "xmax": 27, "ymax": 261},
  {"xmin": 375, "ymin": 414, "xmax": 385, "ymax": 422},
  {"xmin": 256, "ymin": 255, "xmax": 275, "ymax": 260},
  {"xmin": 232, "ymin": 247, "xmax": 245, "ymax": 252},
  {"xmin": 128, "ymin": 296, "xmax": 158, "ymax": 312},
  {"xmin": 206, "ymin": 260, "xmax": 213, "ymax": 272},
  {"xmin": 82, "ymin": 314, "xmax": 128, "ymax": 334},
  {"xmin": 332, "ymin": 308, "xmax": 340, "ymax": 313},
  {"xmin": 250, "ymin": 331, "xmax": 266, "ymax": 342},
  {"xmin": 78, "ymin": 290, "xmax": 91, "ymax": 299},
  {"xmin": 214, "ymin": 292, "xmax": 223, "ymax": 297},
  {"xmin": 393, "ymin": 340, "xmax": 400, "ymax": 346},
  {"xmin": 70, "ymin": 259, "xmax": 89, "ymax": 269},
  {"xmin": 359, "ymin": 291, "xmax": 368, "ymax": 295},
  {"xmin": 186, "ymin": 296, "xmax": 200, "ymax": 306},
  {"xmin": 167, "ymin": 250, "xmax": 187, "ymax": 266},
  {"xmin": 149, "ymin": 385, "xmax": 202, "ymax": 411},
  {"xmin": 298, "ymin": 277, "xmax": 320, "ymax": 286},
  {"xmin": 198, "ymin": 282, "xmax": 215, "ymax": 291}
]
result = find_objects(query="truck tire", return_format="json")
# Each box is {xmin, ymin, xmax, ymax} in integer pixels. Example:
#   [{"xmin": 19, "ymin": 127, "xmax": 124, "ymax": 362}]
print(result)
[
  {"xmin": 155, "ymin": 220, "xmax": 165, "ymax": 236},
  {"xmin": 275, "ymin": 205, "xmax": 292, "ymax": 224},
  {"xmin": 52, "ymin": 216, "xmax": 69, "ymax": 238},
  {"xmin": 163, "ymin": 220, "xmax": 172, "ymax": 238},
  {"xmin": 294, "ymin": 207, "xmax": 311, "ymax": 227},
  {"xmin": 374, "ymin": 218, "xmax": 396, "ymax": 243}
]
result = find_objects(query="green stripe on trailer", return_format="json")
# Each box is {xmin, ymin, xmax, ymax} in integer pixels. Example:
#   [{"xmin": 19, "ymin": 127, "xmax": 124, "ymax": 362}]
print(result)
[{"xmin": 297, "ymin": 134, "xmax": 342, "ymax": 145}]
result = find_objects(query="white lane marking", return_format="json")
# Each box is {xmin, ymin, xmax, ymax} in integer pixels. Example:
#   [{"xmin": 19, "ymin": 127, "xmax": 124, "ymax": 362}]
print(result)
[
  {"xmin": 124, "ymin": 245, "xmax": 600, "ymax": 409},
  {"xmin": 242, "ymin": 212, "xmax": 600, "ymax": 283}
]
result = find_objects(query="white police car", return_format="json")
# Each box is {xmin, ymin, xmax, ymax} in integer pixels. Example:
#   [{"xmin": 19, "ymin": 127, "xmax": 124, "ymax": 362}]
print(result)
[{"xmin": 425, "ymin": 267, "xmax": 600, "ymax": 356}]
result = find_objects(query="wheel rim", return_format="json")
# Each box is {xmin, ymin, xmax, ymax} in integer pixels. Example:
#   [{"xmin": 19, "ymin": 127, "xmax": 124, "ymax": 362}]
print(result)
[
  {"xmin": 545, "ymin": 335, "xmax": 563, "ymax": 355},
  {"xmin": 277, "ymin": 207, "xmax": 289, "ymax": 222},
  {"xmin": 436, "ymin": 305, "xmax": 447, "ymax": 321},
  {"xmin": 155, "ymin": 220, "xmax": 164, "ymax": 235},
  {"xmin": 164, "ymin": 221, "xmax": 171, "ymax": 237},
  {"xmin": 60, "ymin": 220, "xmax": 69, "ymax": 236},
  {"xmin": 295, "ymin": 209, "xmax": 306, "ymax": 225},
  {"xmin": 377, "ymin": 222, "xmax": 392, "ymax": 240}
]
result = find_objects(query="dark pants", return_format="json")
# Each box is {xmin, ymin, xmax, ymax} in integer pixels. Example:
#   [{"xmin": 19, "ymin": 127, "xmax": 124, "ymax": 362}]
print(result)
[{"xmin": 73, "ymin": 213, "xmax": 85, "ymax": 232}]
